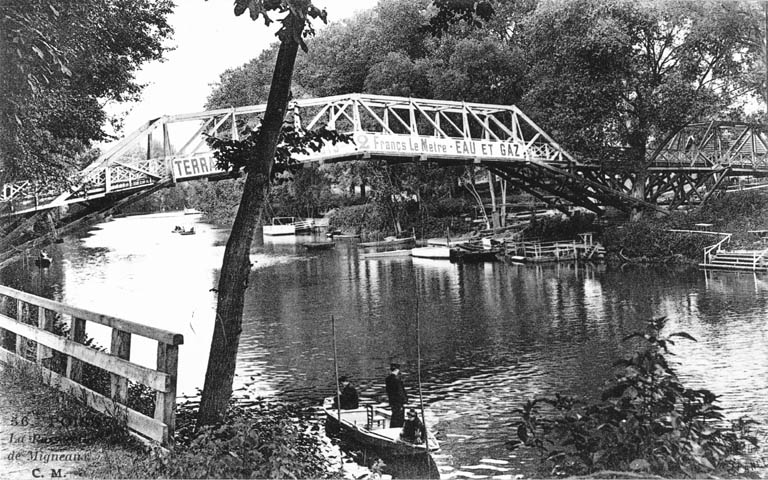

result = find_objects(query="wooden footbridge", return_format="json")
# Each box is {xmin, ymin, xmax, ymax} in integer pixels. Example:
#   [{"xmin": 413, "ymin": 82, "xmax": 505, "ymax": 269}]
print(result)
[{"xmin": 2, "ymin": 95, "xmax": 768, "ymax": 220}]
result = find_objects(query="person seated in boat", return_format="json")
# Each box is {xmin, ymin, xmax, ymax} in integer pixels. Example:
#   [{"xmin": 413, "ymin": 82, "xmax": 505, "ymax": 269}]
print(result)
[
  {"xmin": 400, "ymin": 409, "xmax": 427, "ymax": 444},
  {"xmin": 331, "ymin": 375, "xmax": 359, "ymax": 410}
]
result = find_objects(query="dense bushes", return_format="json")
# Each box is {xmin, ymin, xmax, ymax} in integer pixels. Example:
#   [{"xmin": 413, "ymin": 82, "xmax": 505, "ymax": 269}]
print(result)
[
  {"xmin": 110, "ymin": 400, "xmax": 340, "ymax": 479},
  {"xmin": 601, "ymin": 221, "xmax": 711, "ymax": 262},
  {"xmin": 327, "ymin": 197, "xmax": 475, "ymax": 238},
  {"xmin": 602, "ymin": 190, "xmax": 768, "ymax": 262},
  {"xmin": 525, "ymin": 210, "xmax": 598, "ymax": 241},
  {"xmin": 513, "ymin": 318, "xmax": 760, "ymax": 478}
]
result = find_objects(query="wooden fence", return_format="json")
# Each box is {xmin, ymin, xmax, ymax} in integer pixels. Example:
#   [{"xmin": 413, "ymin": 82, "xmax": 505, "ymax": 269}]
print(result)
[{"xmin": 0, "ymin": 284, "xmax": 183, "ymax": 446}]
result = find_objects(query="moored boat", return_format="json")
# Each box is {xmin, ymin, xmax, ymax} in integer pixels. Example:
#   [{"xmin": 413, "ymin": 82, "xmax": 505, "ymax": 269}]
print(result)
[
  {"xmin": 301, "ymin": 241, "xmax": 335, "ymax": 250},
  {"xmin": 263, "ymin": 217, "xmax": 314, "ymax": 236},
  {"xmin": 411, "ymin": 246, "xmax": 452, "ymax": 259},
  {"xmin": 358, "ymin": 235, "xmax": 416, "ymax": 249},
  {"xmin": 322, "ymin": 398, "xmax": 439, "ymax": 457},
  {"xmin": 361, "ymin": 249, "xmax": 412, "ymax": 259}
]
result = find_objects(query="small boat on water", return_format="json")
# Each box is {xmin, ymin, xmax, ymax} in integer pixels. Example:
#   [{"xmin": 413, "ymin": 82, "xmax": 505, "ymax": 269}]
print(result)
[
  {"xmin": 327, "ymin": 230, "xmax": 360, "ymax": 239},
  {"xmin": 358, "ymin": 235, "xmax": 416, "ymax": 249},
  {"xmin": 411, "ymin": 246, "xmax": 452, "ymax": 259},
  {"xmin": 263, "ymin": 217, "xmax": 314, "ymax": 236},
  {"xmin": 322, "ymin": 398, "xmax": 439, "ymax": 457},
  {"xmin": 172, "ymin": 225, "xmax": 196, "ymax": 235},
  {"xmin": 301, "ymin": 241, "xmax": 335, "ymax": 251},
  {"xmin": 361, "ymin": 249, "xmax": 412, "ymax": 259}
]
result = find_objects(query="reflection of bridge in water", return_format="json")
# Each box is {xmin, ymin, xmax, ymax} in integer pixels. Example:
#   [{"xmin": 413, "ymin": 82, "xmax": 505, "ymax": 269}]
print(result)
[{"xmin": 3, "ymin": 94, "xmax": 768, "ymax": 219}]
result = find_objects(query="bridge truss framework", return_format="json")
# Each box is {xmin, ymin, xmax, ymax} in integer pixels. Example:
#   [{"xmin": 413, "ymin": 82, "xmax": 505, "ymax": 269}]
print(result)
[{"xmin": 3, "ymin": 95, "xmax": 768, "ymax": 218}]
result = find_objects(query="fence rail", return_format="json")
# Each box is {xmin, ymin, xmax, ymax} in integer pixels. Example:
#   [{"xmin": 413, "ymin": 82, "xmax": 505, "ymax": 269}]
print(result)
[{"xmin": 0, "ymin": 284, "xmax": 183, "ymax": 446}]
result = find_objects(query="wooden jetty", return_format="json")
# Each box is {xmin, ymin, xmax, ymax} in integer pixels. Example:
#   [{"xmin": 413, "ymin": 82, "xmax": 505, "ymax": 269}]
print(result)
[{"xmin": 500, "ymin": 233, "xmax": 605, "ymax": 263}]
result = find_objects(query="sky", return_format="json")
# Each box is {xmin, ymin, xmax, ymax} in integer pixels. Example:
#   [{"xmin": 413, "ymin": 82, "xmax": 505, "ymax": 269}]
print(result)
[{"xmin": 106, "ymin": 0, "xmax": 379, "ymax": 137}]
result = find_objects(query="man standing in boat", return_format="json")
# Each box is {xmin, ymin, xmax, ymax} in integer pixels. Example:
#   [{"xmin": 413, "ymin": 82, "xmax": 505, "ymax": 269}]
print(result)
[{"xmin": 385, "ymin": 363, "xmax": 408, "ymax": 427}]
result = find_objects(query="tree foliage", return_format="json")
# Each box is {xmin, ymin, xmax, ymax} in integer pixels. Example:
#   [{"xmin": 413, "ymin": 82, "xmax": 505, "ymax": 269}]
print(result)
[
  {"xmin": 199, "ymin": 0, "xmax": 766, "ymax": 228},
  {"xmin": 513, "ymin": 317, "xmax": 760, "ymax": 477},
  {"xmin": 519, "ymin": 0, "xmax": 761, "ymax": 169},
  {"xmin": 0, "ymin": 0, "xmax": 174, "ymax": 185}
]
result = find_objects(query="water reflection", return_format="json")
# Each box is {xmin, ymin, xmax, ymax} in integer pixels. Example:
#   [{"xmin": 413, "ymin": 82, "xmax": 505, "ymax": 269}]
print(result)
[{"xmin": 2, "ymin": 211, "xmax": 767, "ymax": 477}]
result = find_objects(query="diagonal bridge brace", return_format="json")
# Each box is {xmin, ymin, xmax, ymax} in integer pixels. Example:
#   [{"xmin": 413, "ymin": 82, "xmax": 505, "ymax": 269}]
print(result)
[{"xmin": 488, "ymin": 159, "xmax": 668, "ymax": 215}]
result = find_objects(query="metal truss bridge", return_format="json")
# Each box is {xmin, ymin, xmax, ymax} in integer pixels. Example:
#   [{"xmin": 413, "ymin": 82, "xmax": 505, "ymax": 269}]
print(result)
[{"xmin": 3, "ymin": 94, "xmax": 768, "ymax": 217}]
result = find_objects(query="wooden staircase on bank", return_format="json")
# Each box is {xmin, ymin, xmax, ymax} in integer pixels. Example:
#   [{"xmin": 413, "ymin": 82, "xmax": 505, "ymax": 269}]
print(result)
[{"xmin": 700, "ymin": 249, "xmax": 768, "ymax": 271}]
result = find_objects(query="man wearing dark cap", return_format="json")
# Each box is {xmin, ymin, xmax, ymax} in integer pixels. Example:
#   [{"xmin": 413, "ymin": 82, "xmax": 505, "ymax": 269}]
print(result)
[
  {"xmin": 385, "ymin": 363, "xmax": 408, "ymax": 427},
  {"xmin": 332, "ymin": 375, "xmax": 359, "ymax": 409}
]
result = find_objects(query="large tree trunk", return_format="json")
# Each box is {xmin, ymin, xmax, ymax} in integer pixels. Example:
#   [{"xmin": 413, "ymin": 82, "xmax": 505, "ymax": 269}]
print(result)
[{"xmin": 197, "ymin": 18, "xmax": 303, "ymax": 426}]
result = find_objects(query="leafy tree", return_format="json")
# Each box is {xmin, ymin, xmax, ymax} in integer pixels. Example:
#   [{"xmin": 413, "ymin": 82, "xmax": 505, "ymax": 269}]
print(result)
[
  {"xmin": 514, "ymin": 317, "xmax": 759, "ymax": 477},
  {"xmin": 519, "ymin": 0, "xmax": 761, "ymax": 209},
  {"xmin": 0, "ymin": 0, "xmax": 174, "ymax": 186}
]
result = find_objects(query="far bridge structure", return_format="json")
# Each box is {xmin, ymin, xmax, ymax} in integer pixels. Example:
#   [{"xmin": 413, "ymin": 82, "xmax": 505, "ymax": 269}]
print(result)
[{"xmin": 2, "ymin": 94, "xmax": 768, "ymax": 221}]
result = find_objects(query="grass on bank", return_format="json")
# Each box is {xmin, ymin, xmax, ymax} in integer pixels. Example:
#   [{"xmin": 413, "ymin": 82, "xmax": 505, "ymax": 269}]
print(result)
[{"xmin": 0, "ymin": 364, "xmax": 342, "ymax": 479}]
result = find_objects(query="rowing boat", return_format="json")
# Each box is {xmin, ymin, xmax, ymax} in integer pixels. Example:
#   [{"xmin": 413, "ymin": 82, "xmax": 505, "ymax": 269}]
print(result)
[
  {"xmin": 322, "ymin": 398, "xmax": 439, "ymax": 457},
  {"xmin": 358, "ymin": 235, "xmax": 416, "ymax": 248}
]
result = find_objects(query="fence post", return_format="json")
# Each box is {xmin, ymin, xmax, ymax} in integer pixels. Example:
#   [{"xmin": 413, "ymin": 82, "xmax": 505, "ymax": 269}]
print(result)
[
  {"xmin": 110, "ymin": 329, "xmax": 131, "ymax": 404},
  {"xmin": 155, "ymin": 342, "xmax": 178, "ymax": 446},
  {"xmin": 36, "ymin": 305, "xmax": 52, "ymax": 365},
  {"xmin": 15, "ymin": 299, "xmax": 25, "ymax": 357},
  {"xmin": 66, "ymin": 317, "xmax": 86, "ymax": 383}
]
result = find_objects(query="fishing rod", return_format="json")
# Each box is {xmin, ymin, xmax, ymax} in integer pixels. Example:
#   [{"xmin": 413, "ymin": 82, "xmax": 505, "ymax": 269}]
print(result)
[
  {"xmin": 415, "ymin": 283, "xmax": 432, "ymax": 475},
  {"xmin": 331, "ymin": 314, "xmax": 341, "ymax": 422}
]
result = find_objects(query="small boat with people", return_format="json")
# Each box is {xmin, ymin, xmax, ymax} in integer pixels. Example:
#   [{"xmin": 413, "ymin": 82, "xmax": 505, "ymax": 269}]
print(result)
[
  {"xmin": 172, "ymin": 225, "xmax": 196, "ymax": 235},
  {"xmin": 322, "ymin": 398, "xmax": 439, "ymax": 457}
]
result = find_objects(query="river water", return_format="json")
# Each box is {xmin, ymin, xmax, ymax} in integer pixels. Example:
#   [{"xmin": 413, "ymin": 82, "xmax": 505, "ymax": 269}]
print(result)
[{"xmin": 3, "ymin": 211, "xmax": 767, "ymax": 478}]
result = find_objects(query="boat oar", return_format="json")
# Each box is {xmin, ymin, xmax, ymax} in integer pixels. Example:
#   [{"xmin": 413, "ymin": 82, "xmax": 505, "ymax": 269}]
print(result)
[{"xmin": 331, "ymin": 315, "xmax": 341, "ymax": 423}]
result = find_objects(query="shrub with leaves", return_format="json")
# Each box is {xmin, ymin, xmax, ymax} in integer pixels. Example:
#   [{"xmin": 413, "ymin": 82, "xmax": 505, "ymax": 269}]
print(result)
[
  {"xmin": 512, "ymin": 317, "xmax": 760, "ymax": 477},
  {"xmin": 140, "ymin": 400, "xmax": 340, "ymax": 479}
]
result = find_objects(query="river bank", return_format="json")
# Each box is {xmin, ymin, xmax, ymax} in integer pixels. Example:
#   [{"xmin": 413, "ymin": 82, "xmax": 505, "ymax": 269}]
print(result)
[
  {"xmin": 601, "ymin": 190, "xmax": 768, "ymax": 264},
  {"xmin": 0, "ymin": 363, "xmax": 365, "ymax": 479},
  {"xmin": 0, "ymin": 364, "xmax": 142, "ymax": 479}
]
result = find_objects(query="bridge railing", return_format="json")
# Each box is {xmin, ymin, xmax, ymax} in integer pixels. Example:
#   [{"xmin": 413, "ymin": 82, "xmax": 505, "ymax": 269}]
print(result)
[
  {"xmin": 0, "ymin": 285, "xmax": 183, "ymax": 446},
  {"xmin": 754, "ymin": 247, "xmax": 768, "ymax": 270},
  {"xmin": 702, "ymin": 233, "xmax": 732, "ymax": 265}
]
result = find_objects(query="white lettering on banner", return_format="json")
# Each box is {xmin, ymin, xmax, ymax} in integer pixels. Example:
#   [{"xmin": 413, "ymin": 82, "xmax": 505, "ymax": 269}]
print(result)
[
  {"xmin": 171, "ymin": 154, "xmax": 227, "ymax": 181},
  {"xmin": 295, "ymin": 133, "xmax": 528, "ymax": 161}
]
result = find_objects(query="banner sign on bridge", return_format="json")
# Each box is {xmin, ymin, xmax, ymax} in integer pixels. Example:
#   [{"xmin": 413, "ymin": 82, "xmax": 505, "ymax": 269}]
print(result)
[
  {"xmin": 170, "ymin": 133, "xmax": 531, "ymax": 181},
  {"xmin": 170, "ymin": 153, "xmax": 226, "ymax": 181},
  {"xmin": 297, "ymin": 133, "xmax": 530, "ymax": 162}
]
